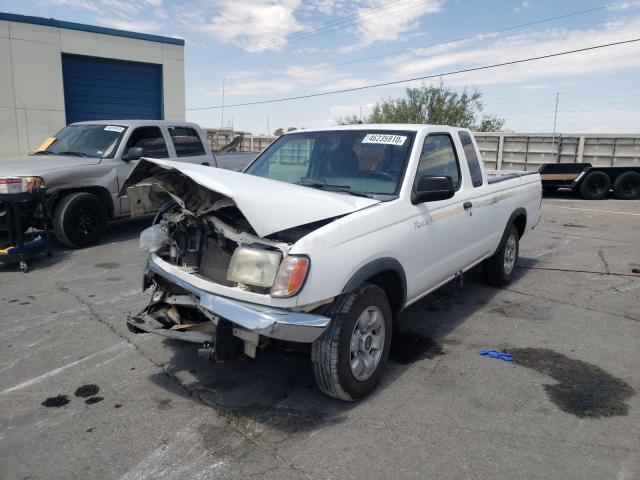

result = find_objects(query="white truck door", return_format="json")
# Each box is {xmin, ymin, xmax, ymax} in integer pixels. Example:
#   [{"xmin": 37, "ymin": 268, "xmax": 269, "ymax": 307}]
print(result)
[
  {"xmin": 117, "ymin": 125, "xmax": 172, "ymax": 216},
  {"xmin": 456, "ymin": 131, "xmax": 498, "ymax": 259},
  {"xmin": 406, "ymin": 133, "xmax": 480, "ymax": 301},
  {"xmin": 166, "ymin": 126, "xmax": 215, "ymax": 166}
]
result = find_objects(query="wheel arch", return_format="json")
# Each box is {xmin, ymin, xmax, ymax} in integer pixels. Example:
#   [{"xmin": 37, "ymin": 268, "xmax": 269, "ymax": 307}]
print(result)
[
  {"xmin": 493, "ymin": 208, "xmax": 527, "ymax": 256},
  {"xmin": 49, "ymin": 186, "xmax": 114, "ymax": 219},
  {"xmin": 342, "ymin": 257, "xmax": 407, "ymax": 315}
]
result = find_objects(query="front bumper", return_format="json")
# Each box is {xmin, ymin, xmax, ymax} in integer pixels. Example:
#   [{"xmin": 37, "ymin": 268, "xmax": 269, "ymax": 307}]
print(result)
[{"xmin": 130, "ymin": 254, "xmax": 331, "ymax": 343}]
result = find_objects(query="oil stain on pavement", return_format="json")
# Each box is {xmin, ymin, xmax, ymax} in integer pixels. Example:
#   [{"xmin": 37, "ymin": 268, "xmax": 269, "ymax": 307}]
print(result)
[
  {"xmin": 75, "ymin": 384, "xmax": 99, "ymax": 398},
  {"xmin": 41, "ymin": 395, "xmax": 70, "ymax": 408},
  {"xmin": 510, "ymin": 348, "xmax": 635, "ymax": 418}
]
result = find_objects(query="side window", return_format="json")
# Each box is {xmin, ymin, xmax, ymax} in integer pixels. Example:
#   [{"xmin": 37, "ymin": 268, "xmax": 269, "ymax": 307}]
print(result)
[
  {"xmin": 169, "ymin": 127, "xmax": 206, "ymax": 157},
  {"xmin": 126, "ymin": 127, "xmax": 169, "ymax": 158},
  {"xmin": 415, "ymin": 134, "xmax": 461, "ymax": 190},
  {"xmin": 459, "ymin": 131, "xmax": 483, "ymax": 187}
]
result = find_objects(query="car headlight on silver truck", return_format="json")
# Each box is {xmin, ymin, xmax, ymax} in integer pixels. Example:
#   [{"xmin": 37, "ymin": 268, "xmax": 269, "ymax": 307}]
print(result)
[
  {"xmin": 227, "ymin": 247, "xmax": 282, "ymax": 288},
  {"xmin": 0, "ymin": 176, "xmax": 45, "ymax": 194}
]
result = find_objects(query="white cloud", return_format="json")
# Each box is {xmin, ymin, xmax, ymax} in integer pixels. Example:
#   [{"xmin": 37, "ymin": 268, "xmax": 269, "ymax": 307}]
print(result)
[
  {"xmin": 189, "ymin": 0, "xmax": 306, "ymax": 52},
  {"xmin": 384, "ymin": 16, "xmax": 640, "ymax": 87},
  {"xmin": 41, "ymin": 0, "xmax": 99, "ymax": 11},
  {"xmin": 97, "ymin": 18, "xmax": 162, "ymax": 33},
  {"xmin": 338, "ymin": 0, "xmax": 443, "ymax": 53},
  {"xmin": 513, "ymin": 1, "xmax": 530, "ymax": 13}
]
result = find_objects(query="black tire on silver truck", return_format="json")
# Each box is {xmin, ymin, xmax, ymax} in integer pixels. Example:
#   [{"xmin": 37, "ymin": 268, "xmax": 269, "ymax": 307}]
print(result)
[
  {"xmin": 483, "ymin": 224, "xmax": 519, "ymax": 287},
  {"xmin": 579, "ymin": 171, "xmax": 610, "ymax": 200},
  {"xmin": 53, "ymin": 192, "xmax": 108, "ymax": 248},
  {"xmin": 613, "ymin": 171, "xmax": 640, "ymax": 200},
  {"xmin": 312, "ymin": 283, "xmax": 392, "ymax": 401}
]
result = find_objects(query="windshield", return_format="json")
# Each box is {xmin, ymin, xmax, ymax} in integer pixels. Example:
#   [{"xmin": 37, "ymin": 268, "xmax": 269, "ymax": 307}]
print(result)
[
  {"xmin": 245, "ymin": 130, "xmax": 416, "ymax": 196},
  {"xmin": 38, "ymin": 124, "xmax": 127, "ymax": 158}
]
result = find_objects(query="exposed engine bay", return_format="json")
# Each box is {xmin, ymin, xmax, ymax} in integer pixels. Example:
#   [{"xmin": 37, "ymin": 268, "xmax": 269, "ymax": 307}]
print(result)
[{"xmin": 124, "ymin": 163, "xmax": 335, "ymax": 360}]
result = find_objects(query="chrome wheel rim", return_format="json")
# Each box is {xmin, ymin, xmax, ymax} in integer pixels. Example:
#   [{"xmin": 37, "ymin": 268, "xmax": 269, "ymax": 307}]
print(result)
[
  {"xmin": 350, "ymin": 306, "xmax": 385, "ymax": 381},
  {"xmin": 504, "ymin": 234, "xmax": 517, "ymax": 275}
]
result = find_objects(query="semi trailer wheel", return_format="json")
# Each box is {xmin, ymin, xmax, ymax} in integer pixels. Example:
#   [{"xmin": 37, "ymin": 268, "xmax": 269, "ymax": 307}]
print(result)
[
  {"xmin": 613, "ymin": 171, "xmax": 640, "ymax": 200},
  {"xmin": 579, "ymin": 171, "xmax": 610, "ymax": 200}
]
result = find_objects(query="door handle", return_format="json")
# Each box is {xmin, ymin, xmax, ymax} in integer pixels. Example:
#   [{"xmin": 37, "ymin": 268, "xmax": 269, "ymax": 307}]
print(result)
[{"xmin": 463, "ymin": 201, "xmax": 473, "ymax": 210}]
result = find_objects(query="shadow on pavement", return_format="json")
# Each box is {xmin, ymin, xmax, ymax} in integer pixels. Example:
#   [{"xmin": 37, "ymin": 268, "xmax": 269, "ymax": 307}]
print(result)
[{"xmin": 147, "ymin": 259, "xmax": 538, "ymax": 437}]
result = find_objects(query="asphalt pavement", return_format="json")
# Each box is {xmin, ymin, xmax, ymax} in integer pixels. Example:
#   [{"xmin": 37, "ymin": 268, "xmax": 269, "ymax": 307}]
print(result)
[{"xmin": 1, "ymin": 191, "xmax": 639, "ymax": 480}]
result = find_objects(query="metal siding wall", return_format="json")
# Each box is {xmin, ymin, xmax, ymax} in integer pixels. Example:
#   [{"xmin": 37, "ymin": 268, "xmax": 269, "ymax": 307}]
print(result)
[{"xmin": 61, "ymin": 54, "xmax": 162, "ymax": 123}]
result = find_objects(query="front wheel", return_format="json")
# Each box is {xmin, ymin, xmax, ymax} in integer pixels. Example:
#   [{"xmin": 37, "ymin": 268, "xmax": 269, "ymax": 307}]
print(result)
[
  {"xmin": 53, "ymin": 192, "xmax": 108, "ymax": 248},
  {"xmin": 311, "ymin": 283, "xmax": 392, "ymax": 401},
  {"xmin": 483, "ymin": 224, "xmax": 519, "ymax": 287}
]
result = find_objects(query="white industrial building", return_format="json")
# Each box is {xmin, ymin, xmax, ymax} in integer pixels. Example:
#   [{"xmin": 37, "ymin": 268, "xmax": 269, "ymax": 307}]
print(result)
[{"xmin": 0, "ymin": 13, "xmax": 185, "ymax": 158}]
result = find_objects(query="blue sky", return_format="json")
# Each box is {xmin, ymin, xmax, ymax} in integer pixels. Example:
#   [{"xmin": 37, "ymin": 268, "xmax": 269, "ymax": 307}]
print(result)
[{"xmin": 2, "ymin": 0, "xmax": 639, "ymax": 134}]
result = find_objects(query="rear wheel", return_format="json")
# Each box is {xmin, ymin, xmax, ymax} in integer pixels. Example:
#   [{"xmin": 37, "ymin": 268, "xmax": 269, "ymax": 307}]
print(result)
[
  {"xmin": 483, "ymin": 224, "xmax": 519, "ymax": 287},
  {"xmin": 53, "ymin": 192, "xmax": 108, "ymax": 248},
  {"xmin": 311, "ymin": 283, "xmax": 392, "ymax": 401},
  {"xmin": 579, "ymin": 171, "xmax": 610, "ymax": 200},
  {"xmin": 613, "ymin": 171, "xmax": 640, "ymax": 200}
]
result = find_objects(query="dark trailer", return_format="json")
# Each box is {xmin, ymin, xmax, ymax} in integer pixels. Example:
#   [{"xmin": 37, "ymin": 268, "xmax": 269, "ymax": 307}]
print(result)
[{"xmin": 539, "ymin": 163, "xmax": 640, "ymax": 200}]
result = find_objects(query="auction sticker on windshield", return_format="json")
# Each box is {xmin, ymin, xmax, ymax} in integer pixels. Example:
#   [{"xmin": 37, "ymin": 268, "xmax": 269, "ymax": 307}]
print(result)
[
  {"xmin": 104, "ymin": 126, "xmax": 125, "ymax": 133},
  {"xmin": 362, "ymin": 134, "xmax": 407, "ymax": 146}
]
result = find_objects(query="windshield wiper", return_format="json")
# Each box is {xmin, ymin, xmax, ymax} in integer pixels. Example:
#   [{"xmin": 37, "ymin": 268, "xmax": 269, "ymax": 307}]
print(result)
[
  {"xmin": 56, "ymin": 151, "xmax": 90, "ymax": 157},
  {"xmin": 32, "ymin": 151, "xmax": 52, "ymax": 155},
  {"xmin": 299, "ymin": 179, "xmax": 373, "ymax": 198}
]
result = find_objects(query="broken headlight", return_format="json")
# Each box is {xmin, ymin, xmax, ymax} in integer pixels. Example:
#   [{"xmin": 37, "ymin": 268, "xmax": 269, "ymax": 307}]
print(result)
[
  {"xmin": 227, "ymin": 247, "xmax": 281, "ymax": 288},
  {"xmin": 139, "ymin": 223, "xmax": 170, "ymax": 252}
]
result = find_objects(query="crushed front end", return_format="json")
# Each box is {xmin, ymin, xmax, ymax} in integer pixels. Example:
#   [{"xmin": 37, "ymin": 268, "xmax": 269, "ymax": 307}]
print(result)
[{"xmin": 125, "ymin": 164, "xmax": 333, "ymax": 362}]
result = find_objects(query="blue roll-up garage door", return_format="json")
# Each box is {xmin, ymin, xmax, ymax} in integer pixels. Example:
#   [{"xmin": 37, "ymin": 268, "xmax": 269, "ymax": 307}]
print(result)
[{"xmin": 62, "ymin": 54, "xmax": 163, "ymax": 124}]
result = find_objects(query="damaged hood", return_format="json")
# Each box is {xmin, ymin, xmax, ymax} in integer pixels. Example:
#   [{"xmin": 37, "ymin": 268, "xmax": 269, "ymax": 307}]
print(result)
[{"xmin": 121, "ymin": 158, "xmax": 380, "ymax": 237}]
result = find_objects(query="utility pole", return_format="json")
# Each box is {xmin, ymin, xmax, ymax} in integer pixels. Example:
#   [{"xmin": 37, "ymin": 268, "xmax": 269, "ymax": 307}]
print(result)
[
  {"xmin": 267, "ymin": 115, "xmax": 270, "ymax": 136},
  {"xmin": 552, "ymin": 92, "xmax": 559, "ymax": 162},
  {"xmin": 221, "ymin": 77, "xmax": 226, "ymax": 130},
  {"xmin": 359, "ymin": 106, "xmax": 362, "ymax": 123}
]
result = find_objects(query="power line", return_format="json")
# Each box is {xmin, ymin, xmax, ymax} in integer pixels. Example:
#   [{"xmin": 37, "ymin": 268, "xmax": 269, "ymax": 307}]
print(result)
[
  {"xmin": 195, "ymin": 0, "xmax": 640, "ymax": 78},
  {"xmin": 196, "ymin": 0, "xmax": 432, "ymax": 64},
  {"xmin": 187, "ymin": 38, "xmax": 640, "ymax": 111}
]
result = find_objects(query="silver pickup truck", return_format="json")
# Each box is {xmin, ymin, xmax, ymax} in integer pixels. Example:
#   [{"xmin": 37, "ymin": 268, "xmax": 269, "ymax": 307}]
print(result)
[{"xmin": 0, "ymin": 120, "xmax": 215, "ymax": 248}]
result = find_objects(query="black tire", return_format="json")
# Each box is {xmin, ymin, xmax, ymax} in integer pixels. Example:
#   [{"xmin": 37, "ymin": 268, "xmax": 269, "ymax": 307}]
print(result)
[
  {"xmin": 311, "ymin": 283, "xmax": 392, "ymax": 401},
  {"xmin": 542, "ymin": 186, "xmax": 559, "ymax": 193},
  {"xmin": 579, "ymin": 171, "xmax": 610, "ymax": 200},
  {"xmin": 483, "ymin": 224, "xmax": 519, "ymax": 287},
  {"xmin": 613, "ymin": 171, "xmax": 640, "ymax": 200},
  {"xmin": 53, "ymin": 192, "xmax": 108, "ymax": 248}
]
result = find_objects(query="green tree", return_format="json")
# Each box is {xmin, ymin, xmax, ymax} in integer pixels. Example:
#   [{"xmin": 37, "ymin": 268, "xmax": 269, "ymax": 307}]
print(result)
[{"xmin": 368, "ymin": 83, "xmax": 505, "ymax": 132}]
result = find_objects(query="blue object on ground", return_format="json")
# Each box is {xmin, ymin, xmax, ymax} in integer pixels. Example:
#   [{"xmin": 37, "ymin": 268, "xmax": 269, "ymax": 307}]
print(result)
[
  {"xmin": 479, "ymin": 349, "xmax": 513, "ymax": 362},
  {"xmin": 0, "ymin": 235, "xmax": 46, "ymax": 255}
]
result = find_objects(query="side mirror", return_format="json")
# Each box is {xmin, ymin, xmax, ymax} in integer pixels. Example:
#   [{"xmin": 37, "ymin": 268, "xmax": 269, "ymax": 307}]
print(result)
[
  {"xmin": 412, "ymin": 175, "xmax": 455, "ymax": 204},
  {"xmin": 122, "ymin": 147, "xmax": 144, "ymax": 162}
]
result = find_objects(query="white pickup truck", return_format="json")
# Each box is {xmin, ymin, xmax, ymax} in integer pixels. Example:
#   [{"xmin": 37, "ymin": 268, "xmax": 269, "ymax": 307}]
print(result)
[
  {"xmin": 124, "ymin": 124, "xmax": 542, "ymax": 400},
  {"xmin": 0, "ymin": 120, "xmax": 214, "ymax": 248}
]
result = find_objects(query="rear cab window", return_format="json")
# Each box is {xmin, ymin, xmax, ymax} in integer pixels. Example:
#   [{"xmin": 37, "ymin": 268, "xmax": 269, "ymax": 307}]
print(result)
[
  {"xmin": 169, "ymin": 127, "xmax": 206, "ymax": 157},
  {"xmin": 458, "ymin": 131, "xmax": 484, "ymax": 187}
]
